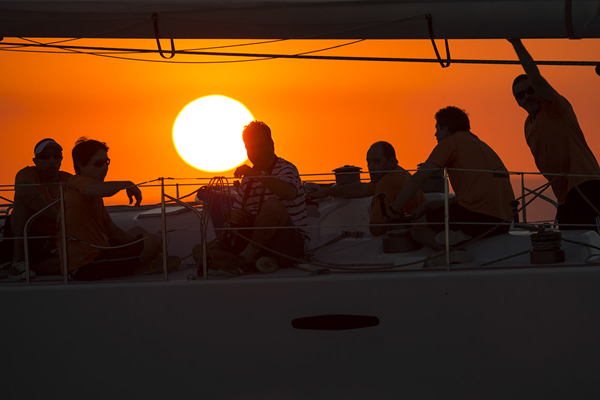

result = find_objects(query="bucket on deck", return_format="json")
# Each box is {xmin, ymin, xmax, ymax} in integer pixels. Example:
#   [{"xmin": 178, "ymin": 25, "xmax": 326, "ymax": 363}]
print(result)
[{"xmin": 333, "ymin": 165, "xmax": 362, "ymax": 186}]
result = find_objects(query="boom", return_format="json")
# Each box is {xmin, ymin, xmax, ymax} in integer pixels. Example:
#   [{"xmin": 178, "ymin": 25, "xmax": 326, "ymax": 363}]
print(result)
[{"xmin": 1, "ymin": 0, "xmax": 600, "ymax": 39}]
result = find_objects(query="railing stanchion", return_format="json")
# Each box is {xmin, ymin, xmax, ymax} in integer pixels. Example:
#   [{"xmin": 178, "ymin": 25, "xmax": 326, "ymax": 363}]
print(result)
[
  {"xmin": 444, "ymin": 167, "xmax": 450, "ymax": 271},
  {"xmin": 521, "ymin": 173, "xmax": 527, "ymax": 223},
  {"xmin": 161, "ymin": 177, "xmax": 168, "ymax": 281},
  {"xmin": 21, "ymin": 184, "xmax": 62, "ymax": 285},
  {"xmin": 59, "ymin": 183, "xmax": 68, "ymax": 284},
  {"xmin": 161, "ymin": 194, "xmax": 205, "ymax": 279},
  {"xmin": 24, "ymin": 217, "xmax": 30, "ymax": 286},
  {"xmin": 202, "ymin": 226, "xmax": 208, "ymax": 281}
]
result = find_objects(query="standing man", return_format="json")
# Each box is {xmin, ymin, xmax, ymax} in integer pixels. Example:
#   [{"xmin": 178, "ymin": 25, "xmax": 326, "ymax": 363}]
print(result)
[
  {"xmin": 216, "ymin": 120, "xmax": 307, "ymax": 276},
  {"xmin": 509, "ymin": 39, "xmax": 600, "ymax": 230},
  {"xmin": 307, "ymin": 141, "xmax": 427, "ymax": 236},
  {"xmin": 3, "ymin": 139, "xmax": 72, "ymax": 280},
  {"xmin": 58, "ymin": 137, "xmax": 161, "ymax": 280},
  {"xmin": 389, "ymin": 107, "xmax": 515, "ymax": 261}
]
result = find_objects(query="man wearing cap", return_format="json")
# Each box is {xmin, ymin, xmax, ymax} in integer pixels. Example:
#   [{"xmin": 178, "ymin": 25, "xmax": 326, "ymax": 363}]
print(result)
[{"xmin": 2, "ymin": 139, "xmax": 72, "ymax": 280}]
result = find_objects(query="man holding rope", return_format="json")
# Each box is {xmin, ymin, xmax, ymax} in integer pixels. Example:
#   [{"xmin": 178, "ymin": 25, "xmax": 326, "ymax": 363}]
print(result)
[
  {"xmin": 212, "ymin": 120, "xmax": 307, "ymax": 276},
  {"xmin": 509, "ymin": 39, "xmax": 600, "ymax": 231},
  {"xmin": 57, "ymin": 137, "xmax": 162, "ymax": 280}
]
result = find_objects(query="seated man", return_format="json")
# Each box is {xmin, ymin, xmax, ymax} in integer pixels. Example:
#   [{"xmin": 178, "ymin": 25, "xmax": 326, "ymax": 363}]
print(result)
[
  {"xmin": 58, "ymin": 138, "xmax": 161, "ymax": 280},
  {"xmin": 3, "ymin": 139, "xmax": 72, "ymax": 280},
  {"xmin": 307, "ymin": 141, "xmax": 427, "ymax": 236},
  {"xmin": 214, "ymin": 120, "xmax": 307, "ymax": 276},
  {"xmin": 389, "ymin": 107, "xmax": 515, "ymax": 262}
]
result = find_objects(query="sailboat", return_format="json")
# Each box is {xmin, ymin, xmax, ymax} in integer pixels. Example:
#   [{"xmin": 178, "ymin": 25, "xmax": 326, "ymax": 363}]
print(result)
[{"xmin": 2, "ymin": 1, "xmax": 600, "ymax": 399}]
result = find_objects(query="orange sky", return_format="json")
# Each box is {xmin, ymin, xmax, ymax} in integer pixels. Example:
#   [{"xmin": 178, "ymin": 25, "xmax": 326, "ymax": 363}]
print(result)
[{"xmin": 1, "ymin": 38, "xmax": 600, "ymax": 219}]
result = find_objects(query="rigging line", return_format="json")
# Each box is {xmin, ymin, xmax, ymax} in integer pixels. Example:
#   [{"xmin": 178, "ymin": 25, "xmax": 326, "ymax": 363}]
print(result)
[
  {"xmin": 0, "ymin": 195, "xmax": 14, "ymax": 204},
  {"xmin": 9, "ymin": 37, "xmax": 365, "ymax": 63},
  {"xmin": 184, "ymin": 38, "xmax": 290, "ymax": 51},
  {"xmin": 12, "ymin": 35, "xmax": 274, "ymax": 64},
  {"xmin": 152, "ymin": 13, "xmax": 176, "ymax": 59},
  {"xmin": 2, "ymin": 41, "xmax": 597, "ymax": 66},
  {"xmin": 0, "ymin": 47, "xmax": 61, "ymax": 53},
  {"xmin": 76, "ymin": 52, "xmax": 274, "ymax": 64},
  {"xmin": 426, "ymin": 14, "xmax": 451, "ymax": 68},
  {"xmin": 295, "ymin": 39, "xmax": 365, "ymax": 55},
  {"xmin": 0, "ymin": 43, "xmax": 275, "ymax": 64},
  {"xmin": 52, "ymin": 39, "xmax": 365, "ymax": 61}
]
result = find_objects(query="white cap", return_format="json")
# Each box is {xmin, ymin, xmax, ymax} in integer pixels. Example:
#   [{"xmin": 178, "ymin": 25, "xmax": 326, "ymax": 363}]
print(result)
[{"xmin": 34, "ymin": 139, "xmax": 63, "ymax": 157}]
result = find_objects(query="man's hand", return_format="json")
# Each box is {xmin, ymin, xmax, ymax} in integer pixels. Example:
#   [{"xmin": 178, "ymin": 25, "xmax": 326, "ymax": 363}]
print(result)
[
  {"xmin": 303, "ymin": 182, "xmax": 320, "ymax": 195},
  {"xmin": 126, "ymin": 185, "xmax": 142, "ymax": 206},
  {"xmin": 306, "ymin": 185, "xmax": 331, "ymax": 200},
  {"xmin": 384, "ymin": 213, "xmax": 414, "ymax": 225},
  {"xmin": 229, "ymin": 208, "xmax": 248, "ymax": 226},
  {"xmin": 411, "ymin": 203, "xmax": 430, "ymax": 220},
  {"xmin": 413, "ymin": 200, "xmax": 445, "ymax": 220},
  {"xmin": 234, "ymin": 165, "xmax": 260, "ymax": 179}
]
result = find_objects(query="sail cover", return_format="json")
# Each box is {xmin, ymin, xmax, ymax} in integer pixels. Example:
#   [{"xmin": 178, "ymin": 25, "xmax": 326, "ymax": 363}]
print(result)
[{"xmin": 1, "ymin": 0, "xmax": 600, "ymax": 39}]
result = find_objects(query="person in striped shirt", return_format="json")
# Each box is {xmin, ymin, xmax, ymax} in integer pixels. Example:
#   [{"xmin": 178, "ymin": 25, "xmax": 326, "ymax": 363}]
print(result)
[{"xmin": 218, "ymin": 120, "xmax": 307, "ymax": 276}]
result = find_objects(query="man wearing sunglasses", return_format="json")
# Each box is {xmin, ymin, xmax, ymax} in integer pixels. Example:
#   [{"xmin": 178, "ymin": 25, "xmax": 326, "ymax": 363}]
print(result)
[
  {"xmin": 57, "ymin": 137, "xmax": 161, "ymax": 280},
  {"xmin": 2, "ymin": 139, "xmax": 72, "ymax": 280},
  {"xmin": 509, "ymin": 39, "xmax": 600, "ymax": 231}
]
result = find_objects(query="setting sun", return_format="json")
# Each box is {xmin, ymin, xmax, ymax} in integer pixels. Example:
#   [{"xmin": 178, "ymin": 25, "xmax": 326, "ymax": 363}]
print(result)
[{"xmin": 173, "ymin": 95, "xmax": 253, "ymax": 172}]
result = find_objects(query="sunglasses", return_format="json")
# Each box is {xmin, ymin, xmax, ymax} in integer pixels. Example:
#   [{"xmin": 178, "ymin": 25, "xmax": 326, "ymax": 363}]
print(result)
[
  {"xmin": 36, "ymin": 153, "xmax": 63, "ymax": 161},
  {"xmin": 514, "ymin": 86, "xmax": 535, "ymax": 100},
  {"xmin": 89, "ymin": 158, "xmax": 111, "ymax": 168}
]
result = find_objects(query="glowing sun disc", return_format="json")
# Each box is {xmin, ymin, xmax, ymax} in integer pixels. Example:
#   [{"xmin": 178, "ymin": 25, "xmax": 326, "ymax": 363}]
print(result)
[{"xmin": 173, "ymin": 95, "xmax": 253, "ymax": 172}]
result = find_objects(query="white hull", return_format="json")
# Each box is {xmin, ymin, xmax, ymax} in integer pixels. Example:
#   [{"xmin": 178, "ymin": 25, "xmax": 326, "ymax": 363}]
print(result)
[
  {"xmin": 4, "ymin": 264, "xmax": 600, "ymax": 399},
  {"xmin": 3, "ymin": 197, "xmax": 600, "ymax": 398}
]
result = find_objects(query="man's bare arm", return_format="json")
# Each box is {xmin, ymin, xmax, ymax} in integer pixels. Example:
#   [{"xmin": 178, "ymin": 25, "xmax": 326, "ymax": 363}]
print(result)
[
  {"xmin": 83, "ymin": 181, "xmax": 142, "ymax": 206},
  {"xmin": 308, "ymin": 182, "xmax": 371, "ymax": 199},
  {"xmin": 258, "ymin": 177, "xmax": 298, "ymax": 201},
  {"xmin": 391, "ymin": 161, "xmax": 440, "ymax": 213},
  {"xmin": 508, "ymin": 39, "xmax": 553, "ymax": 102},
  {"xmin": 234, "ymin": 165, "xmax": 297, "ymax": 201},
  {"xmin": 14, "ymin": 180, "xmax": 58, "ymax": 219}
]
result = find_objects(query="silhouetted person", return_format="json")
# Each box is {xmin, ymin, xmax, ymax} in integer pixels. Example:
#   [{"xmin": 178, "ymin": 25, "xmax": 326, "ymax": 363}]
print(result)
[
  {"xmin": 509, "ymin": 38, "xmax": 600, "ymax": 230},
  {"xmin": 57, "ymin": 138, "xmax": 161, "ymax": 280},
  {"xmin": 390, "ymin": 107, "xmax": 515, "ymax": 263},
  {"xmin": 307, "ymin": 141, "xmax": 427, "ymax": 236},
  {"xmin": 2, "ymin": 139, "xmax": 72, "ymax": 280},
  {"xmin": 215, "ymin": 120, "xmax": 307, "ymax": 276}
]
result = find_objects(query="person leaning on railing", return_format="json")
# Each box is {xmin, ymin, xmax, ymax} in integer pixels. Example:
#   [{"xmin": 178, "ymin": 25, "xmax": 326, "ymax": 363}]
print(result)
[
  {"xmin": 509, "ymin": 39, "xmax": 600, "ymax": 231},
  {"xmin": 306, "ymin": 141, "xmax": 427, "ymax": 236},
  {"xmin": 389, "ymin": 106, "xmax": 516, "ymax": 264},
  {"xmin": 1, "ymin": 139, "xmax": 72, "ymax": 281},
  {"xmin": 56, "ymin": 137, "xmax": 162, "ymax": 281}
]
